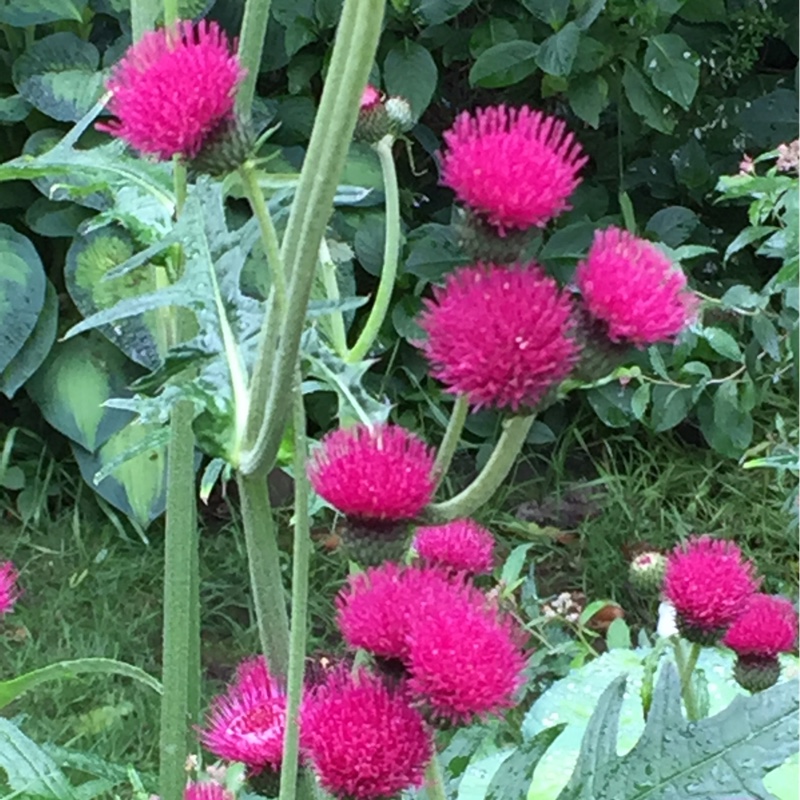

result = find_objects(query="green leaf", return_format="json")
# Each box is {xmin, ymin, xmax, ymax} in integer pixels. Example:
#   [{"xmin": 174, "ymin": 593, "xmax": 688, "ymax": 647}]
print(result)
[
  {"xmin": 72, "ymin": 421, "xmax": 169, "ymax": 527},
  {"xmin": 485, "ymin": 726, "xmax": 566, "ymax": 800},
  {"xmin": 649, "ymin": 384, "xmax": 693, "ymax": 432},
  {"xmin": 720, "ymin": 284, "xmax": 766, "ymax": 310},
  {"xmin": 65, "ymin": 226, "xmax": 162, "ymax": 369},
  {"xmin": 0, "ymin": 718, "xmax": 77, "ymax": 800},
  {"xmin": 724, "ymin": 225, "xmax": 777, "ymax": 262},
  {"xmin": 0, "ymin": 280, "xmax": 58, "ymax": 399},
  {"xmin": 539, "ymin": 221, "xmax": 595, "ymax": 261},
  {"xmin": 752, "ymin": 313, "xmax": 780, "ymax": 360},
  {"xmin": 606, "ymin": 617, "xmax": 631, "ymax": 650},
  {"xmin": 520, "ymin": 0, "xmax": 569, "ymax": 29},
  {"xmin": 411, "ymin": 0, "xmax": 472, "ymax": 24},
  {"xmin": 644, "ymin": 206, "xmax": 699, "ymax": 247},
  {"xmin": 621, "ymin": 63, "xmax": 675, "ymax": 134},
  {"xmin": 0, "ymin": 657, "xmax": 161, "ymax": 709},
  {"xmin": 703, "ymin": 326, "xmax": 743, "ymax": 361},
  {"xmin": 698, "ymin": 383, "xmax": 753, "ymax": 458},
  {"xmin": 404, "ymin": 222, "xmax": 462, "ymax": 281},
  {"xmin": 25, "ymin": 197, "xmax": 93, "ymax": 238},
  {"xmin": 642, "ymin": 34, "xmax": 699, "ymax": 110},
  {"xmin": 0, "ymin": 223, "xmax": 46, "ymax": 374},
  {"xmin": 12, "ymin": 33, "xmax": 105, "ymax": 122},
  {"xmin": 469, "ymin": 40, "xmax": 539, "ymax": 88},
  {"xmin": 0, "ymin": 93, "xmax": 32, "ymax": 122},
  {"xmin": 536, "ymin": 22, "xmax": 581, "ymax": 78},
  {"xmin": 574, "ymin": 0, "xmax": 605, "ymax": 29},
  {"xmin": 737, "ymin": 89, "xmax": 799, "ymax": 150},
  {"xmin": 383, "ymin": 39, "xmax": 438, "ymax": 119},
  {"xmin": 567, "ymin": 73, "xmax": 608, "ymax": 128},
  {"xmin": 558, "ymin": 665, "xmax": 799, "ymax": 799},
  {"xmin": 587, "ymin": 382, "xmax": 635, "ymax": 428},
  {"xmin": 468, "ymin": 19, "xmax": 519, "ymax": 58},
  {"xmin": 25, "ymin": 334, "xmax": 136, "ymax": 451},
  {"xmin": 630, "ymin": 383, "xmax": 650, "ymax": 420},
  {"xmin": 0, "ymin": 0, "xmax": 86, "ymax": 25}
]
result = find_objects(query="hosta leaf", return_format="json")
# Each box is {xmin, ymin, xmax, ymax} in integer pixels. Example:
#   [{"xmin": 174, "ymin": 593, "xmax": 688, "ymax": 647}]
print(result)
[
  {"xmin": 558, "ymin": 664, "xmax": 799, "ymax": 800},
  {"xmin": 0, "ymin": 223, "xmax": 46, "ymax": 374},
  {"xmin": 0, "ymin": 0, "xmax": 87, "ymax": 26}
]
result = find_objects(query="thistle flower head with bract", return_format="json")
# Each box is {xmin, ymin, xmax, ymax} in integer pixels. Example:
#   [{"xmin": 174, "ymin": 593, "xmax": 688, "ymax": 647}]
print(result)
[
  {"xmin": 184, "ymin": 782, "xmax": 233, "ymax": 800},
  {"xmin": 413, "ymin": 519, "xmax": 495, "ymax": 575},
  {"xmin": 417, "ymin": 262, "xmax": 579, "ymax": 411},
  {"xmin": 722, "ymin": 593, "xmax": 798, "ymax": 660},
  {"xmin": 440, "ymin": 105, "xmax": 586, "ymax": 234},
  {"xmin": 99, "ymin": 20, "xmax": 244, "ymax": 160},
  {"xmin": 575, "ymin": 227, "xmax": 697, "ymax": 347}
]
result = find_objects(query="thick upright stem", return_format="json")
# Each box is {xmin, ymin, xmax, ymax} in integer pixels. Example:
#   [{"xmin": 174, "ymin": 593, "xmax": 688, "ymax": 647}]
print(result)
[
  {"xmin": 240, "ymin": 0, "xmax": 385, "ymax": 477},
  {"xmin": 428, "ymin": 415, "xmax": 534, "ymax": 521},
  {"xmin": 672, "ymin": 638, "xmax": 702, "ymax": 721},
  {"xmin": 237, "ymin": 0, "xmax": 275, "ymax": 120},
  {"xmin": 278, "ymin": 375, "xmax": 313, "ymax": 800},
  {"xmin": 130, "ymin": 0, "xmax": 159, "ymax": 41},
  {"xmin": 425, "ymin": 755, "xmax": 448, "ymax": 800},
  {"xmin": 237, "ymin": 469, "xmax": 291, "ymax": 678},
  {"xmin": 433, "ymin": 395, "xmax": 469, "ymax": 489},
  {"xmin": 345, "ymin": 135, "xmax": 401, "ymax": 363},
  {"xmin": 319, "ymin": 237, "xmax": 348, "ymax": 357},
  {"xmin": 158, "ymin": 400, "xmax": 197, "ymax": 800}
]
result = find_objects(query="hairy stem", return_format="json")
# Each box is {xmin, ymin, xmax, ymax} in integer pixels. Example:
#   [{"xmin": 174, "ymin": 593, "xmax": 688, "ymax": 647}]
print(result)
[
  {"xmin": 319, "ymin": 237, "xmax": 348, "ymax": 357},
  {"xmin": 237, "ymin": 0, "xmax": 275, "ymax": 120},
  {"xmin": 672, "ymin": 638, "xmax": 703, "ymax": 721},
  {"xmin": 345, "ymin": 135, "xmax": 400, "ymax": 363},
  {"xmin": 433, "ymin": 394, "xmax": 469, "ymax": 489},
  {"xmin": 237, "ymin": 469, "xmax": 291, "ymax": 678},
  {"xmin": 425, "ymin": 754, "xmax": 448, "ymax": 800},
  {"xmin": 240, "ymin": 0, "xmax": 385, "ymax": 477},
  {"xmin": 428, "ymin": 415, "xmax": 534, "ymax": 521}
]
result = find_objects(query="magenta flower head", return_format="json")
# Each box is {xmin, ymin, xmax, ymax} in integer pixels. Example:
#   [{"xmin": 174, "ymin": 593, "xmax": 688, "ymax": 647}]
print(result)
[
  {"xmin": 185, "ymin": 783, "xmax": 232, "ymax": 800},
  {"xmin": 200, "ymin": 656, "xmax": 286, "ymax": 774},
  {"xmin": 414, "ymin": 519, "xmax": 495, "ymax": 575},
  {"xmin": 418, "ymin": 262, "xmax": 579, "ymax": 411},
  {"xmin": 0, "ymin": 561, "xmax": 19, "ymax": 615},
  {"xmin": 98, "ymin": 20, "xmax": 244, "ymax": 160},
  {"xmin": 664, "ymin": 536, "xmax": 760, "ymax": 643},
  {"xmin": 307, "ymin": 423, "xmax": 436, "ymax": 522},
  {"xmin": 440, "ymin": 105, "xmax": 587, "ymax": 234},
  {"xmin": 575, "ymin": 227, "xmax": 698, "ymax": 347},
  {"xmin": 360, "ymin": 84, "xmax": 382, "ymax": 110},
  {"xmin": 406, "ymin": 589, "xmax": 527, "ymax": 723},
  {"xmin": 336, "ymin": 563, "xmax": 464, "ymax": 660},
  {"xmin": 301, "ymin": 668, "xmax": 432, "ymax": 799}
]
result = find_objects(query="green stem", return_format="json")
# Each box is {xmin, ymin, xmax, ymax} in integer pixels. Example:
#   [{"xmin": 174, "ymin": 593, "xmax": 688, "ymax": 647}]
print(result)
[
  {"xmin": 240, "ymin": 0, "xmax": 385, "ymax": 477},
  {"xmin": 239, "ymin": 161, "xmax": 287, "ymax": 310},
  {"xmin": 672, "ymin": 638, "xmax": 702, "ymax": 721},
  {"xmin": 236, "ymin": 469, "xmax": 291, "ymax": 678},
  {"xmin": 433, "ymin": 395, "xmax": 469, "ymax": 489},
  {"xmin": 130, "ymin": 0, "xmax": 160, "ymax": 40},
  {"xmin": 425, "ymin": 754, "xmax": 448, "ymax": 800},
  {"xmin": 319, "ymin": 237, "xmax": 348, "ymax": 357},
  {"xmin": 428, "ymin": 415, "xmax": 534, "ymax": 521},
  {"xmin": 162, "ymin": 0, "xmax": 178, "ymax": 26},
  {"xmin": 237, "ymin": 0, "xmax": 276, "ymax": 120},
  {"xmin": 345, "ymin": 135, "xmax": 401, "ymax": 363},
  {"xmin": 278, "ymin": 375, "xmax": 313, "ymax": 800},
  {"xmin": 158, "ymin": 400, "xmax": 197, "ymax": 800}
]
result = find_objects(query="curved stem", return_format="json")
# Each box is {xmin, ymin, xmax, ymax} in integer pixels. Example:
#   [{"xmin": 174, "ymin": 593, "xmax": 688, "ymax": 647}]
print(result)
[
  {"xmin": 236, "ymin": 0, "xmax": 275, "ymax": 120},
  {"xmin": 319, "ymin": 237, "xmax": 348, "ymax": 357},
  {"xmin": 240, "ymin": 0, "xmax": 385, "ymax": 477},
  {"xmin": 433, "ymin": 395, "xmax": 469, "ymax": 490},
  {"xmin": 672, "ymin": 638, "xmax": 702, "ymax": 721},
  {"xmin": 237, "ymin": 469, "xmax": 291, "ymax": 678},
  {"xmin": 425, "ymin": 754, "xmax": 448, "ymax": 800},
  {"xmin": 278, "ymin": 374, "xmax": 313, "ymax": 800},
  {"xmin": 428, "ymin": 415, "xmax": 534, "ymax": 521},
  {"xmin": 345, "ymin": 134, "xmax": 400, "ymax": 363}
]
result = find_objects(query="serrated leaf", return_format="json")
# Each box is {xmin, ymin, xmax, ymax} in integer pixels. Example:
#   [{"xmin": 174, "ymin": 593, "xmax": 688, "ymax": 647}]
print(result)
[
  {"xmin": 0, "ymin": 223, "xmax": 46, "ymax": 374},
  {"xmin": 643, "ymin": 33, "xmax": 699, "ymax": 110},
  {"xmin": 383, "ymin": 39, "xmax": 438, "ymax": 119},
  {"xmin": 469, "ymin": 40, "xmax": 540, "ymax": 88},
  {"xmin": 621, "ymin": 63, "xmax": 675, "ymax": 134}
]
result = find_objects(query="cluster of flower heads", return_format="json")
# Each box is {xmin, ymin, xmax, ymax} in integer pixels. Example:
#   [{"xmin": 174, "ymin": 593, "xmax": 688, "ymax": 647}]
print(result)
[{"xmin": 661, "ymin": 535, "xmax": 797, "ymax": 692}]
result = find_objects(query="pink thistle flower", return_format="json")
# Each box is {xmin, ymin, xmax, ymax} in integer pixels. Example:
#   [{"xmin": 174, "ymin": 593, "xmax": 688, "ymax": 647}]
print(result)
[
  {"xmin": 575, "ymin": 227, "xmax": 698, "ymax": 347},
  {"xmin": 722, "ymin": 594, "xmax": 798, "ymax": 659},
  {"xmin": 406, "ymin": 590, "xmax": 526, "ymax": 723},
  {"xmin": 361, "ymin": 84, "xmax": 382, "ymax": 110},
  {"xmin": 413, "ymin": 519, "xmax": 495, "ymax": 575},
  {"xmin": 440, "ymin": 105, "xmax": 587, "ymax": 233},
  {"xmin": 336, "ymin": 563, "xmax": 466, "ymax": 660},
  {"xmin": 184, "ymin": 783, "xmax": 233, "ymax": 800},
  {"xmin": 98, "ymin": 20, "xmax": 244, "ymax": 160},
  {"xmin": 664, "ymin": 536, "xmax": 760, "ymax": 633},
  {"xmin": 301, "ymin": 668, "xmax": 432, "ymax": 799},
  {"xmin": 417, "ymin": 262, "xmax": 579, "ymax": 411},
  {"xmin": 0, "ymin": 561, "xmax": 19, "ymax": 615},
  {"xmin": 200, "ymin": 656, "xmax": 286, "ymax": 773},
  {"xmin": 307, "ymin": 423, "xmax": 436, "ymax": 521}
]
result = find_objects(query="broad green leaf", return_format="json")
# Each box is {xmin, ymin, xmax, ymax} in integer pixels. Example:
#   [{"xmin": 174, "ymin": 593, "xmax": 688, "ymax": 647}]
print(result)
[
  {"xmin": 720, "ymin": 285, "xmax": 765, "ymax": 311},
  {"xmin": 0, "ymin": 0, "xmax": 86, "ymax": 25},
  {"xmin": 486, "ymin": 727, "xmax": 566, "ymax": 800},
  {"xmin": 0, "ymin": 93, "xmax": 31, "ymax": 122},
  {"xmin": 752, "ymin": 313, "xmax": 780, "ymax": 360},
  {"xmin": 574, "ymin": 0, "xmax": 605, "ymax": 29},
  {"xmin": 383, "ymin": 39, "xmax": 438, "ymax": 119},
  {"xmin": 698, "ymin": 384, "xmax": 753, "ymax": 458},
  {"xmin": 469, "ymin": 19, "xmax": 519, "ymax": 59},
  {"xmin": 643, "ymin": 34, "xmax": 699, "ymax": 110},
  {"xmin": 538, "ymin": 221, "xmax": 595, "ymax": 261},
  {"xmin": 0, "ymin": 718, "xmax": 77, "ymax": 800},
  {"xmin": 536, "ymin": 22, "xmax": 581, "ymax": 77},
  {"xmin": 12, "ymin": 33, "xmax": 105, "ymax": 122},
  {"xmin": 66, "ymin": 226, "xmax": 162, "ymax": 369},
  {"xmin": 737, "ymin": 89, "xmax": 799, "ymax": 150},
  {"xmin": 621, "ymin": 63, "xmax": 675, "ymax": 134},
  {"xmin": 587, "ymin": 383, "xmax": 635, "ymax": 428},
  {"xmin": 0, "ymin": 223, "xmax": 46, "ymax": 374},
  {"xmin": 404, "ymin": 222, "xmax": 463, "ymax": 281},
  {"xmin": 649, "ymin": 384, "xmax": 693, "ymax": 432},
  {"xmin": 644, "ymin": 206, "xmax": 698, "ymax": 247},
  {"xmin": 72, "ymin": 421, "xmax": 169, "ymax": 527},
  {"xmin": 0, "ymin": 657, "xmax": 162, "ymax": 709},
  {"xmin": 0, "ymin": 280, "xmax": 58, "ymax": 399},
  {"xmin": 25, "ymin": 197, "xmax": 93, "ymax": 238},
  {"xmin": 724, "ymin": 225, "xmax": 777, "ymax": 262},
  {"xmin": 469, "ymin": 40, "xmax": 540, "ymax": 88},
  {"xmin": 25, "ymin": 334, "xmax": 135, "ymax": 451},
  {"xmin": 520, "ymin": 0, "xmax": 569, "ymax": 29},
  {"xmin": 567, "ymin": 73, "xmax": 608, "ymax": 128},
  {"xmin": 411, "ymin": 0, "xmax": 472, "ymax": 24},
  {"xmin": 703, "ymin": 326, "xmax": 743, "ymax": 361}
]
